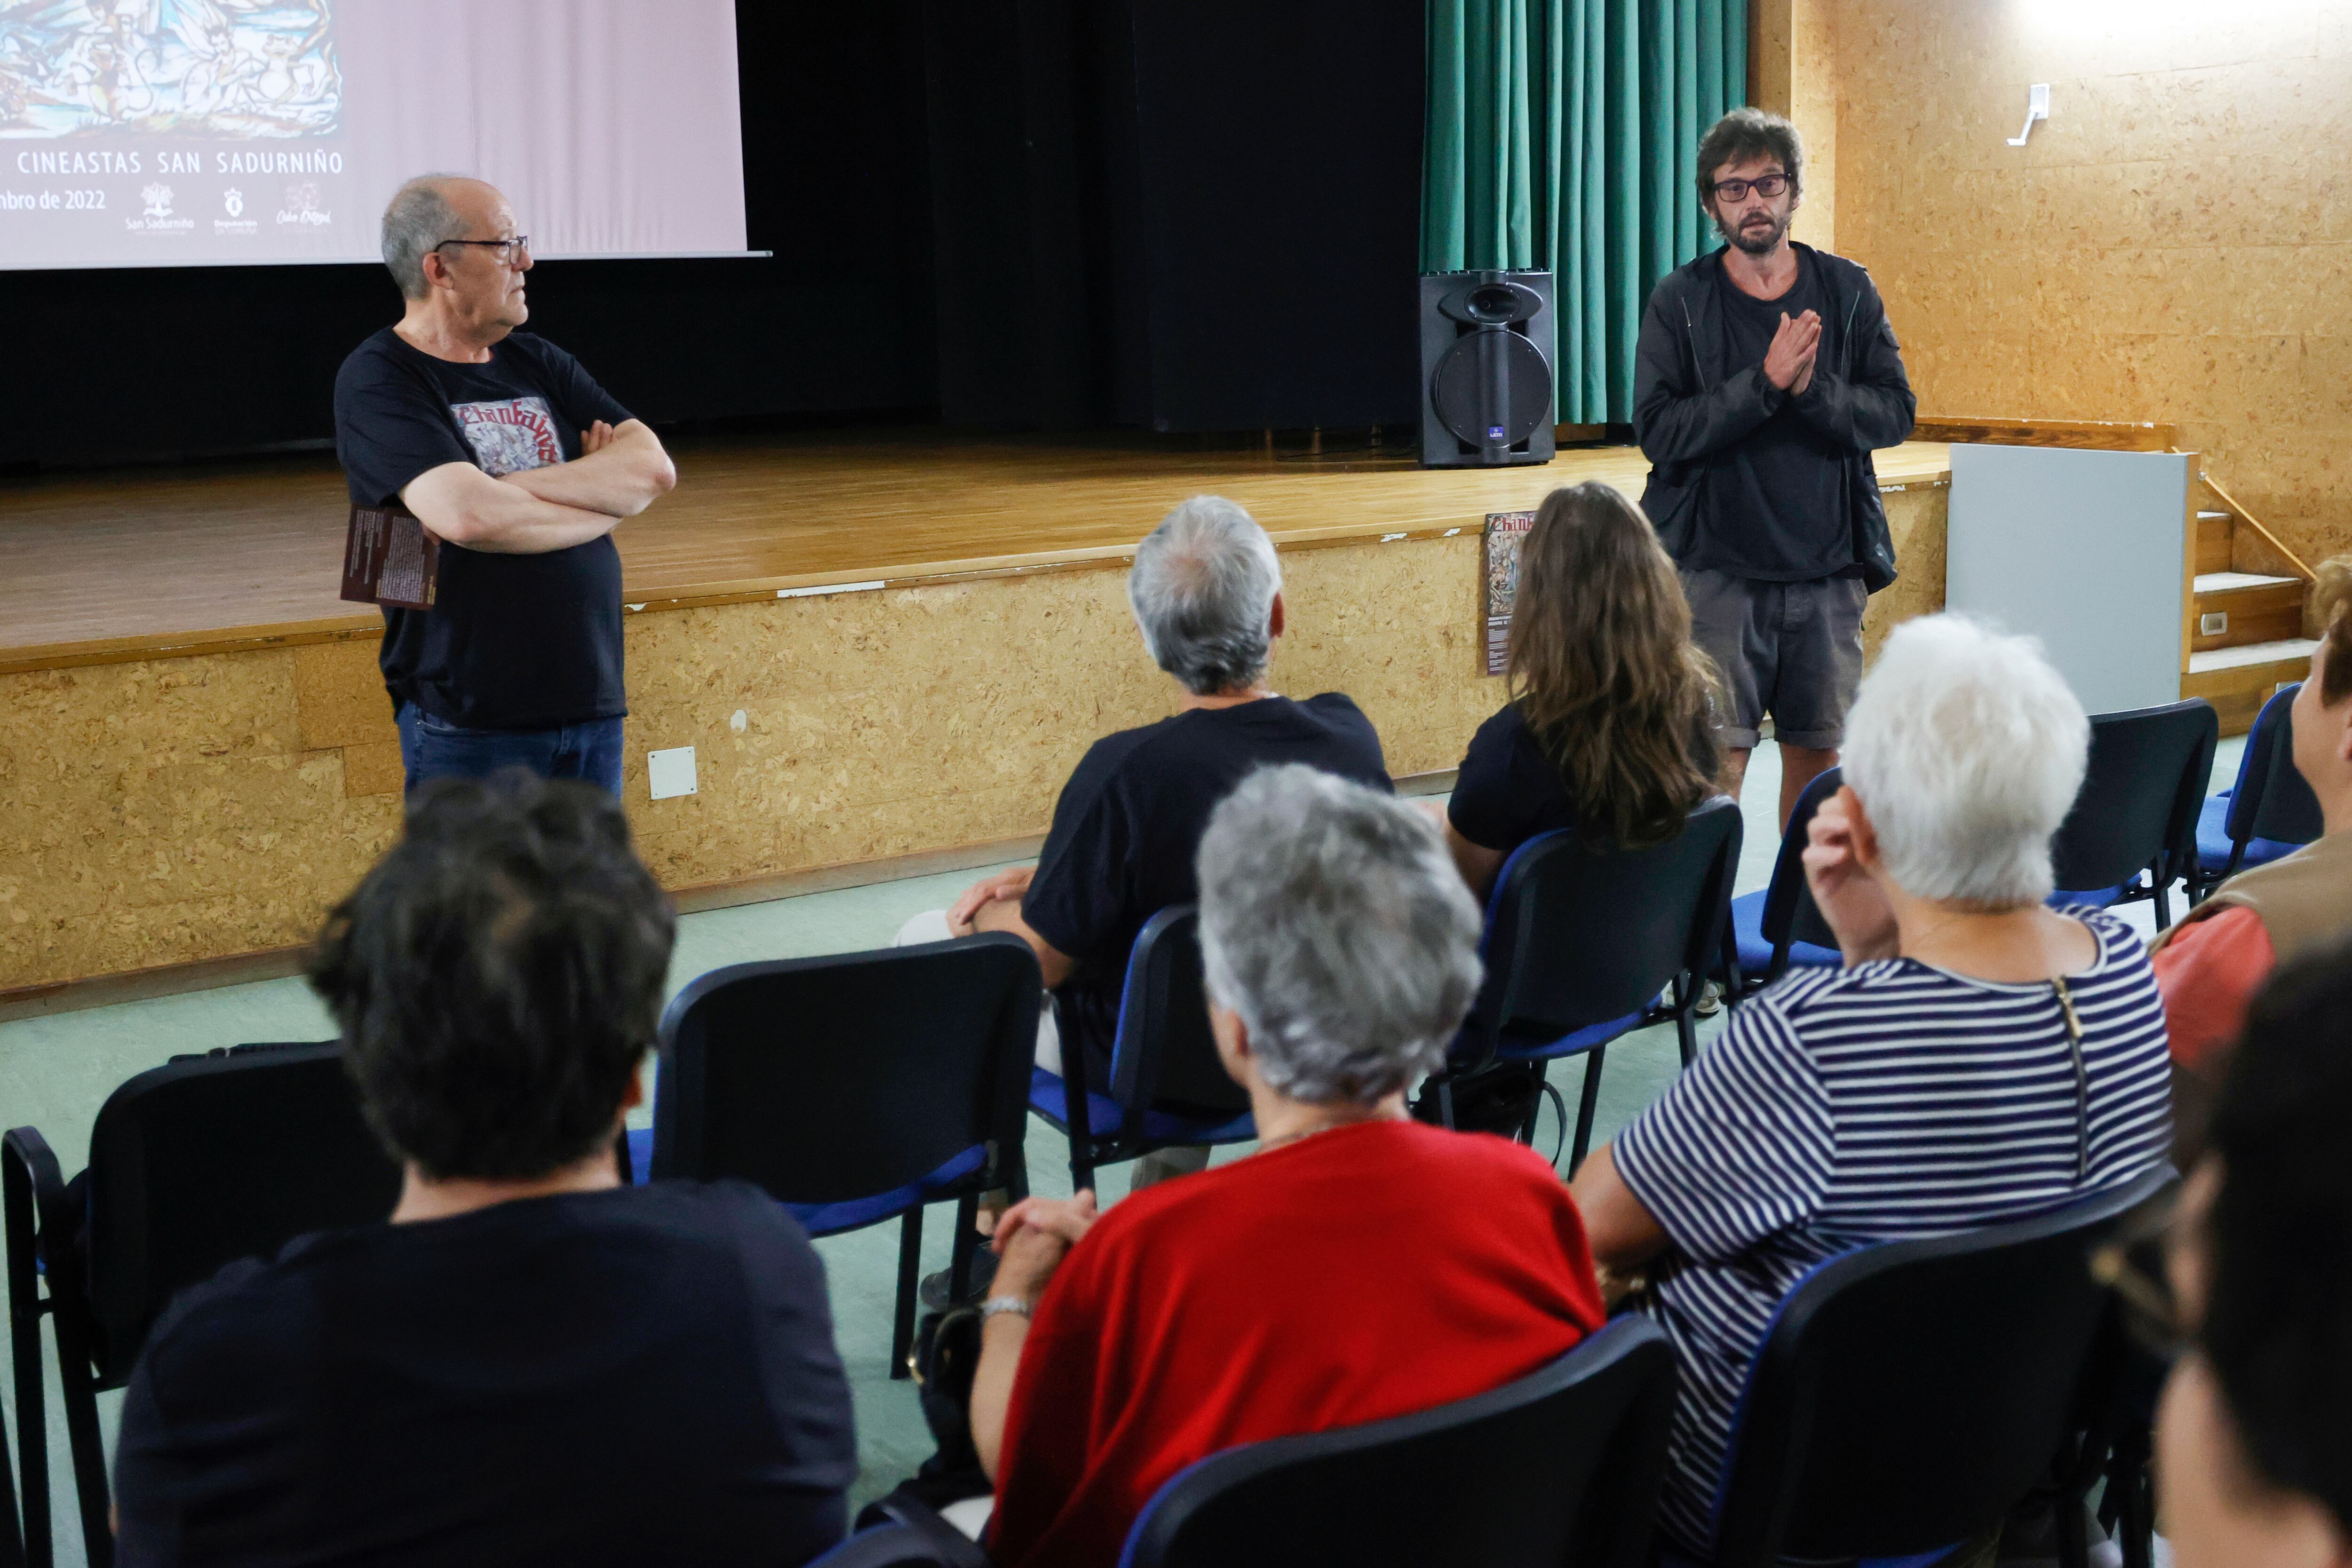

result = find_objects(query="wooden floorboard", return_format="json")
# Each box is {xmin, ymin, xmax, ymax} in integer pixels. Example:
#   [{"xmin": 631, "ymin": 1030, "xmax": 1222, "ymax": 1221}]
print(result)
[{"xmin": 0, "ymin": 429, "xmax": 1952, "ymax": 669}]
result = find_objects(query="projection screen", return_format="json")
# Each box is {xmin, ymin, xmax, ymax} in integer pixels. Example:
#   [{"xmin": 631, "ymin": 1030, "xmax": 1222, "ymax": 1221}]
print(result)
[{"xmin": 0, "ymin": 0, "xmax": 748, "ymax": 270}]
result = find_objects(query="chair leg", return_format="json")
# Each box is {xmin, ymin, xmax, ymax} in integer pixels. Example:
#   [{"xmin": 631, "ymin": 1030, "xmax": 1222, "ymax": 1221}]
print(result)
[
  {"xmin": 2110, "ymin": 1424, "xmax": 2155, "ymax": 1568},
  {"xmin": 1570, "ymin": 1047, "xmax": 1606, "ymax": 1172},
  {"xmin": 1517, "ymin": 1063, "xmax": 1548, "ymax": 1146},
  {"xmin": 947, "ymin": 1191, "xmax": 980, "ymax": 1304},
  {"xmin": 50, "ymin": 1312, "xmax": 110, "ymax": 1568},
  {"xmin": 4, "ymin": 1149, "xmax": 50, "ymax": 1568},
  {"xmin": 2053, "ymin": 1481, "xmax": 2090, "ymax": 1568},
  {"xmin": 890, "ymin": 1207, "xmax": 923, "ymax": 1381},
  {"xmin": 2151, "ymin": 858, "xmax": 2173, "ymax": 932},
  {"xmin": 1675, "ymin": 995, "xmax": 1699, "ymax": 1069}
]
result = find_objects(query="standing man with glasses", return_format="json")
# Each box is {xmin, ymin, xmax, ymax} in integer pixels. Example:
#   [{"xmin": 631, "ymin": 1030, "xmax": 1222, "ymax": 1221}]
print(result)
[
  {"xmin": 1632, "ymin": 108, "xmax": 1914, "ymax": 826},
  {"xmin": 334, "ymin": 174, "xmax": 675, "ymax": 796}
]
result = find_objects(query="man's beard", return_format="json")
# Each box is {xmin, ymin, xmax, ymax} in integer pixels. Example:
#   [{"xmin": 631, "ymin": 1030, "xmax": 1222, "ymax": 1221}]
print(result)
[{"xmin": 1719, "ymin": 211, "xmax": 1788, "ymax": 255}]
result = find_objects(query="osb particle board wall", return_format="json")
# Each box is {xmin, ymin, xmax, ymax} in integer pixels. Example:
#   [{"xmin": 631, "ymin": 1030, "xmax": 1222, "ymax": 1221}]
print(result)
[
  {"xmin": 0, "ymin": 488, "xmax": 1950, "ymax": 995},
  {"xmin": 1836, "ymin": 0, "xmax": 2352, "ymax": 566}
]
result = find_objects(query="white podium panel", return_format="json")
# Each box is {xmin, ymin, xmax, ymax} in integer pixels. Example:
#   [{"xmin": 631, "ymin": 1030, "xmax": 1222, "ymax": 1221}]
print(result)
[{"xmin": 1946, "ymin": 445, "xmax": 2188, "ymax": 716}]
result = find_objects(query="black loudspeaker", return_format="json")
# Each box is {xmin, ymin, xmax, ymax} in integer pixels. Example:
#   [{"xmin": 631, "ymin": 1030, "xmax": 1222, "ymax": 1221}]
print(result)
[{"xmin": 1418, "ymin": 269, "xmax": 1556, "ymax": 468}]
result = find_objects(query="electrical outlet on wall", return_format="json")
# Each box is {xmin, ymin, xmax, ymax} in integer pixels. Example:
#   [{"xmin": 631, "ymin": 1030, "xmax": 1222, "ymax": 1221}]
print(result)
[{"xmin": 648, "ymin": 746, "xmax": 698, "ymax": 800}]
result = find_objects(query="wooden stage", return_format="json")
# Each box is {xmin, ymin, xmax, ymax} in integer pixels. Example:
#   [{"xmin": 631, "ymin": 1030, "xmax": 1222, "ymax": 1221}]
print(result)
[
  {"xmin": 0, "ymin": 431, "xmax": 1955, "ymax": 674},
  {"xmin": 0, "ymin": 431, "xmax": 1952, "ymax": 1008}
]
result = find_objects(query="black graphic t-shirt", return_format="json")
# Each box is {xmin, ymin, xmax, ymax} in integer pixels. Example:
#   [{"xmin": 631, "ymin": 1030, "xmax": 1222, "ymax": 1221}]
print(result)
[{"xmin": 333, "ymin": 328, "xmax": 634, "ymax": 730}]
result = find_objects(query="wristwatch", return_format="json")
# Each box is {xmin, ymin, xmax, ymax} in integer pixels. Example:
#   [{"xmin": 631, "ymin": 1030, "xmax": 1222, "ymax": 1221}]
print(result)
[{"xmin": 980, "ymin": 1296, "xmax": 1033, "ymax": 1322}]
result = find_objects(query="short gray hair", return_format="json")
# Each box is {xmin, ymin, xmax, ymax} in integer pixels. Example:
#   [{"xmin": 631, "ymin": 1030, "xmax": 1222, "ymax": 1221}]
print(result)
[
  {"xmin": 1128, "ymin": 496, "xmax": 1282, "ymax": 696},
  {"xmin": 381, "ymin": 175, "xmax": 465, "ymax": 299},
  {"xmin": 1196, "ymin": 765, "xmax": 1484, "ymax": 1106},
  {"xmin": 1842, "ymin": 614, "xmax": 2090, "ymax": 908}
]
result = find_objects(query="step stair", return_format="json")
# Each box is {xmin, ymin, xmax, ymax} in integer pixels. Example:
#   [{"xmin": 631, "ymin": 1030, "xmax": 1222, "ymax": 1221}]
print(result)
[{"xmin": 2179, "ymin": 481, "xmax": 2316, "ymax": 734}]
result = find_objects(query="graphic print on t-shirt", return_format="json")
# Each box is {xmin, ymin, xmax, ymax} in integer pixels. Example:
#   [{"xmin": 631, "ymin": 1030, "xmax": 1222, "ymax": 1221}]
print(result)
[{"xmin": 451, "ymin": 397, "xmax": 564, "ymax": 476}]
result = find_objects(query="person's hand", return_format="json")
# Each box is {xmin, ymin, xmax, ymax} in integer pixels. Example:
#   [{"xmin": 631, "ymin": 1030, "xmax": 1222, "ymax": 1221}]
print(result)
[
  {"xmin": 580, "ymin": 419, "xmax": 616, "ymax": 455},
  {"xmin": 1790, "ymin": 347, "xmax": 1818, "ymax": 397},
  {"xmin": 1800, "ymin": 786, "xmax": 1899, "ymax": 963},
  {"xmin": 947, "ymin": 866, "xmax": 1035, "ymax": 937},
  {"xmin": 1762, "ymin": 309, "xmax": 1821, "ymax": 392},
  {"xmin": 991, "ymin": 1190, "xmax": 1098, "ymax": 1304}
]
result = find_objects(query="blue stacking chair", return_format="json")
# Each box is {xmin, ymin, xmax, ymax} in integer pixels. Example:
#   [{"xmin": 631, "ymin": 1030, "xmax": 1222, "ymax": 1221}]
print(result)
[
  {"xmin": 1028, "ymin": 906, "xmax": 1255, "ymax": 1194},
  {"xmin": 1421, "ymin": 796, "xmax": 1743, "ymax": 1168},
  {"xmin": 5, "ymin": 1043, "xmax": 398, "ymax": 1568},
  {"xmin": 626, "ymin": 935, "xmax": 1039, "ymax": 1380},
  {"xmin": 1119, "ymin": 1316, "xmax": 1677, "ymax": 1568},
  {"xmin": 1726, "ymin": 768, "xmax": 1845, "ymax": 995},
  {"xmin": 1688, "ymin": 1168, "xmax": 2172, "ymax": 1568},
  {"xmin": 2048, "ymin": 701, "xmax": 2217, "ymax": 930},
  {"xmin": 2194, "ymin": 683, "xmax": 2323, "ymax": 899}
]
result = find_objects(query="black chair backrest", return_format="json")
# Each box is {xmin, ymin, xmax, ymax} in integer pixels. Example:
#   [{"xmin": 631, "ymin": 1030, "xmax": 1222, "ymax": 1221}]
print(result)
[
  {"xmin": 1756, "ymin": 767, "xmax": 1844, "ymax": 963},
  {"xmin": 2051, "ymin": 700, "xmax": 2217, "ymax": 892},
  {"xmin": 1123, "ymin": 1315, "xmax": 1677, "ymax": 1568},
  {"xmin": 2230, "ymin": 683, "xmax": 2325, "ymax": 848},
  {"xmin": 1462, "ymin": 796, "xmax": 1741, "ymax": 1060},
  {"xmin": 1710, "ymin": 1167, "xmax": 2174, "ymax": 1568},
  {"xmin": 1107, "ymin": 906, "xmax": 1246, "ymax": 1117},
  {"xmin": 652, "ymin": 934, "xmax": 1039, "ymax": 1200},
  {"xmin": 84, "ymin": 1043, "xmax": 402, "ymax": 1382}
]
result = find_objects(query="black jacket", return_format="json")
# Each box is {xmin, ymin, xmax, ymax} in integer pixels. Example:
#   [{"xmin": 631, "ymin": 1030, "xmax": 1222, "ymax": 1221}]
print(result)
[{"xmin": 1632, "ymin": 242, "xmax": 1915, "ymax": 592}]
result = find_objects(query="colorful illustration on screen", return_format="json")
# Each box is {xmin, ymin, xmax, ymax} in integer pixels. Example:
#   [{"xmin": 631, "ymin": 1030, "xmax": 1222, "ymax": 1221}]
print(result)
[{"xmin": 0, "ymin": 0, "xmax": 340, "ymax": 138}]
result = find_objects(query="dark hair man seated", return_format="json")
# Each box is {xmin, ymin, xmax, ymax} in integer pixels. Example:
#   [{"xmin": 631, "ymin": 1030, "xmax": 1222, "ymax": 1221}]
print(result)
[
  {"xmin": 2160, "ymin": 944, "xmax": 2352, "ymax": 1568},
  {"xmin": 111, "ymin": 776, "xmax": 856, "ymax": 1568}
]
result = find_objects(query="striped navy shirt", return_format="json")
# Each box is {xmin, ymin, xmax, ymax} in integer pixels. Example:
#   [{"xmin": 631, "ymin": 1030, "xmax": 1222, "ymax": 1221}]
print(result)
[{"xmin": 1614, "ymin": 908, "xmax": 2172, "ymax": 1555}]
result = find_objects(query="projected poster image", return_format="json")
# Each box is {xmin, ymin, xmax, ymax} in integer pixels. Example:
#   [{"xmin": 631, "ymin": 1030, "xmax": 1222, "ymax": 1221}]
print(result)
[
  {"xmin": 0, "ymin": 0, "xmax": 341, "ymax": 138},
  {"xmin": 0, "ymin": 0, "xmax": 747, "ymax": 270}
]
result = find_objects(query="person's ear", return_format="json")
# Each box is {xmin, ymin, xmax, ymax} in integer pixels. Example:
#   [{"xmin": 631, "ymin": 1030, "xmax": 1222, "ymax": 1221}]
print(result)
[
  {"xmin": 1844, "ymin": 787, "xmax": 1885, "ymax": 871},
  {"xmin": 620, "ymin": 1059, "xmax": 647, "ymax": 1113},
  {"xmin": 1266, "ymin": 591, "xmax": 1286, "ymax": 642},
  {"xmin": 1209, "ymin": 1003, "xmax": 1254, "ymax": 1089}
]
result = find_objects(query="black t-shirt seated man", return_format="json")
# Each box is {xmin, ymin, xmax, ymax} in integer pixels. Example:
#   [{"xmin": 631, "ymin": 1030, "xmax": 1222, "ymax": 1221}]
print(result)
[
  {"xmin": 111, "ymin": 776, "xmax": 856, "ymax": 1568},
  {"xmin": 1025, "ymin": 691, "xmax": 1391, "ymax": 1081}
]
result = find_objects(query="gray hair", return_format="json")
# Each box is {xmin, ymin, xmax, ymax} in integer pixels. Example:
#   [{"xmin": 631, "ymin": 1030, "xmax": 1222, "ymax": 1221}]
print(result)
[
  {"xmin": 1128, "ymin": 496, "xmax": 1282, "ymax": 696},
  {"xmin": 1842, "ymin": 614, "xmax": 2090, "ymax": 908},
  {"xmin": 381, "ymin": 175, "xmax": 466, "ymax": 299},
  {"xmin": 1196, "ymin": 765, "xmax": 1484, "ymax": 1106}
]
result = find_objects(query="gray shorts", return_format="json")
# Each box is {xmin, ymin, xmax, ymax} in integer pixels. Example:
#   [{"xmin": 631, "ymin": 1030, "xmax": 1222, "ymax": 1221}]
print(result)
[{"xmin": 1680, "ymin": 569, "xmax": 1867, "ymax": 752}]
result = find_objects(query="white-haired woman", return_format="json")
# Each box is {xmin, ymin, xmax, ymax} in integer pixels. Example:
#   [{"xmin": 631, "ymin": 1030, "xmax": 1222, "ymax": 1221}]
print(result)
[
  {"xmin": 1569, "ymin": 614, "xmax": 2174, "ymax": 1560},
  {"xmin": 969, "ymin": 765, "xmax": 1606, "ymax": 1568}
]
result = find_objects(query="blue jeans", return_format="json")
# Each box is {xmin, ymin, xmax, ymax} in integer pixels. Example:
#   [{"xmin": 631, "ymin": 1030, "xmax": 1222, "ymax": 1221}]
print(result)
[{"xmin": 397, "ymin": 703, "xmax": 626, "ymax": 798}]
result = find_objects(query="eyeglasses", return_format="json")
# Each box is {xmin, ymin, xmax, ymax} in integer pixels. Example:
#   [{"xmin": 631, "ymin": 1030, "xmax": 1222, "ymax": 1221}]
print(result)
[
  {"xmin": 434, "ymin": 235, "xmax": 530, "ymax": 266},
  {"xmin": 1711, "ymin": 174, "xmax": 1788, "ymax": 202}
]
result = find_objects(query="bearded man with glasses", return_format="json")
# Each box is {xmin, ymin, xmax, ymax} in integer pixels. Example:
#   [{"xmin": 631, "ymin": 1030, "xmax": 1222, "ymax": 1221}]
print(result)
[
  {"xmin": 1631, "ymin": 108, "xmax": 1914, "ymax": 829},
  {"xmin": 333, "ymin": 174, "xmax": 676, "ymax": 796}
]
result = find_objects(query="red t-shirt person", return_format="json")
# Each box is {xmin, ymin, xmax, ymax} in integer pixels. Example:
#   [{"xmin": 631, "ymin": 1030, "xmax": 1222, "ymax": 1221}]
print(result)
[{"xmin": 987, "ymin": 1119, "xmax": 1606, "ymax": 1568}]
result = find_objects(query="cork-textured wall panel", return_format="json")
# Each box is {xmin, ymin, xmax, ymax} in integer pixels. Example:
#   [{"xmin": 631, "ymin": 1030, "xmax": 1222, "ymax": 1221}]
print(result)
[
  {"xmin": 1836, "ymin": 0, "xmax": 2352, "ymax": 565},
  {"xmin": 1751, "ymin": 0, "xmax": 1842, "ymax": 252},
  {"xmin": 1, "ymin": 494, "xmax": 1950, "ymax": 994}
]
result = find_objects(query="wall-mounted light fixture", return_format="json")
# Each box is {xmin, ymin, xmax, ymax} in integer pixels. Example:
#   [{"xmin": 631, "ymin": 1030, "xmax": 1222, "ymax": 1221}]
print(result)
[{"xmin": 2008, "ymin": 83, "xmax": 2050, "ymax": 146}]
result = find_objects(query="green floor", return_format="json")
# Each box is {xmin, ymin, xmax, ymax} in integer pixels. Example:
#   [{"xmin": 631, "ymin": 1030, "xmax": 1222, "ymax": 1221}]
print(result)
[{"xmin": 0, "ymin": 738, "xmax": 2217, "ymax": 1563}]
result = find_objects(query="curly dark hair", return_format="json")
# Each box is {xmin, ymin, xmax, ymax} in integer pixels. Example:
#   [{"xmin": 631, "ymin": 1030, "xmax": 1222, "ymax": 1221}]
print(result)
[
  {"xmin": 307, "ymin": 773, "xmax": 675, "ymax": 1180},
  {"xmin": 1695, "ymin": 106, "xmax": 1804, "ymax": 209},
  {"xmin": 2202, "ymin": 942, "xmax": 2352, "ymax": 1532}
]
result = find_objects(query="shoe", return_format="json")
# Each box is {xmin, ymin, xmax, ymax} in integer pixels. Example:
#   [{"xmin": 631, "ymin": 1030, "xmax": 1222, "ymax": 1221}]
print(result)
[
  {"xmin": 1694, "ymin": 980, "xmax": 1726, "ymax": 1016},
  {"xmin": 918, "ymin": 1243, "xmax": 999, "ymax": 1312}
]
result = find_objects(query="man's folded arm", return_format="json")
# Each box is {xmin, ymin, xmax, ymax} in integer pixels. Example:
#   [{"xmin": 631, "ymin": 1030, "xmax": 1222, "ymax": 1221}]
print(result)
[
  {"xmin": 499, "ymin": 420, "xmax": 676, "ymax": 518},
  {"xmin": 399, "ymin": 462, "xmax": 623, "ymax": 554}
]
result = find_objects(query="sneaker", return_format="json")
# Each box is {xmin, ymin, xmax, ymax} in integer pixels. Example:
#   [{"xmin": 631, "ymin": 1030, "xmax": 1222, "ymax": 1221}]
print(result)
[
  {"xmin": 1694, "ymin": 979, "xmax": 1726, "ymax": 1016},
  {"xmin": 918, "ymin": 1243, "xmax": 999, "ymax": 1313}
]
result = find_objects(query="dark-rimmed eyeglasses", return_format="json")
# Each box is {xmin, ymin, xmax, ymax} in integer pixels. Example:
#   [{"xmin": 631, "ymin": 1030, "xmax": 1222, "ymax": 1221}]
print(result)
[
  {"xmin": 1711, "ymin": 174, "xmax": 1788, "ymax": 202},
  {"xmin": 434, "ymin": 235, "xmax": 530, "ymax": 266}
]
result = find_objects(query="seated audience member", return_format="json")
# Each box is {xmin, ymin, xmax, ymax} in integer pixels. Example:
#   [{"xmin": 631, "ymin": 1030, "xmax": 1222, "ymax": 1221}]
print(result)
[
  {"xmin": 112, "ymin": 777, "xmax": 856, "ymax": 1568},
  {"xmin": 903, "ymin": 495, "xmax": 1392, "ymax": 1189},
  {"xmin": 970, "ymin": 765, "xmax": 1606, "ymax": 1568},
  {"xmin": 2159, "ymin": 945, "xmax": 2352, "ymax": 1568},
  {"xmin": 1445, "ymin": 481, "xmax": 1722, "ymax": 895},
  {"xmin": 1568, "ymin": 615, "xmax": 2173, "ymax": 1560},
  {"xmin": 2153, "ymin": 554, "xmax": 2352, "ymax": 1098}
]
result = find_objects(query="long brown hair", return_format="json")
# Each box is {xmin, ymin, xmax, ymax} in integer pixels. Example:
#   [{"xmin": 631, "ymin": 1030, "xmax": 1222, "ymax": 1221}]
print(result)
[{"xmin": 1505, "ymin": 483, "xmax": 1721, "ymax": 846}]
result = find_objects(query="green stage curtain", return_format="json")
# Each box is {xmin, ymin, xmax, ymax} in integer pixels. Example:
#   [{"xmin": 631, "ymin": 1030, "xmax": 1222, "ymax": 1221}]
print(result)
[{"xmin": 1423, "ymin": 0, "xmax": 1748, "ymax": 424}]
